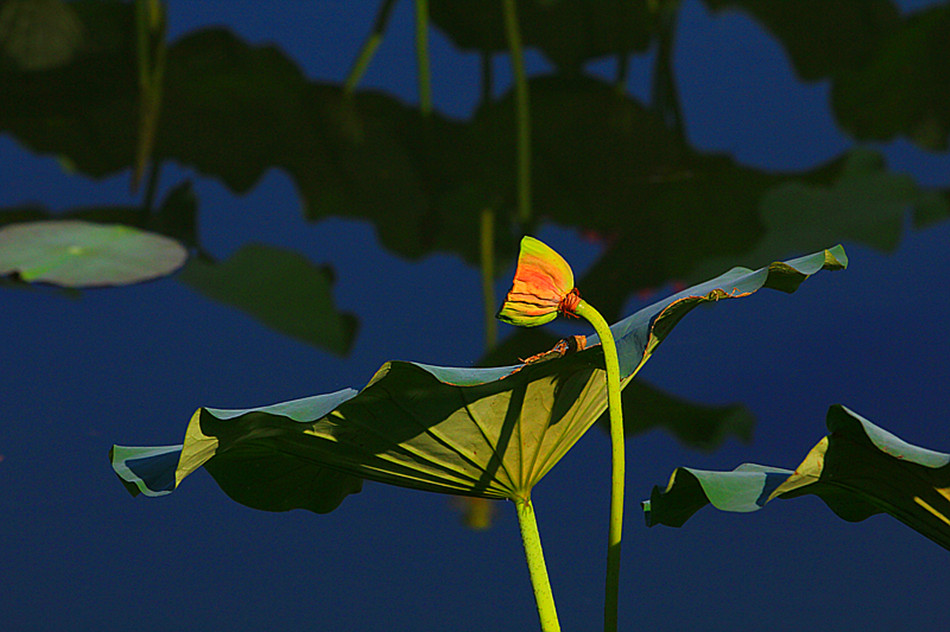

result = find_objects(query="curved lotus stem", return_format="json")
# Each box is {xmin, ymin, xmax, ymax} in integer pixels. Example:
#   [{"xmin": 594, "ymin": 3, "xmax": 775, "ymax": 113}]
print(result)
[
  {"xmin": 498, "ymin": 236, "xmax": 626, "ymax": 632},
  {"xmin": 574, "ymin": 300, "xmax": 624, "ymax": 632}
]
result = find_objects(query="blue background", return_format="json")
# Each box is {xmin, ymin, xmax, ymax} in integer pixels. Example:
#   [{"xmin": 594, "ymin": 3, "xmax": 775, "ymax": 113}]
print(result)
[{"xmin": 2, "ymin": 1, "xmax": 949, "ymax": 630}]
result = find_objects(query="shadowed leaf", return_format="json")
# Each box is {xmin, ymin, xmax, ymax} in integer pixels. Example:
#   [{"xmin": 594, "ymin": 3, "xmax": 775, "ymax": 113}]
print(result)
[
  {"xmin": 430, "ymin": 0, "xmax": 655, "ymax": 71},
  {"xmin": 178, "ymin": 243, "xmax": 357, "ymax": 355},
  {"xmin": 0, "ymin": 0, "xmax": 87, "ymax": 71},
  {"xmin": 702, "ymin": 0, "xmax": 899, "ymax": 81},
  {"xmin": 644, "ymin": 405, "xmax": 950, "ymax": 551},
  {"xmin": 831, "ymin": 4, "xmax": 950, "ymax": 150},
  {"xmin": 1, "ymin": 13, "xmax": 942, "ymax": 294},
  {"xmin": 598, "ymin": 381, "xmax": 754, "ymax": 450},
  {"xmin": 0, "ymin": 0, "xmax": 137, "ymax": 176},
  {"xmin": 754, "ymin": 149, "xmax": 921, "ymax": 254}
]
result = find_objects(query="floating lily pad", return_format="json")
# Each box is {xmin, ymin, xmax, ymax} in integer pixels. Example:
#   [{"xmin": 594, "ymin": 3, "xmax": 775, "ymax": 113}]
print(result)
[{"xmin": 0, "ymin": 220, "xmax": 187, "ymax": 287}]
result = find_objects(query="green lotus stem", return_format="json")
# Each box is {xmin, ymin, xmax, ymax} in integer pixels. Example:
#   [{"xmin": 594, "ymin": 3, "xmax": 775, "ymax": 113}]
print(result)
[
  {"xmin": 574, "ymin": 299, "xmax": 625, "ymax": 632},
  {"xmin": 415, "ymin": 0, "xmax": 432, "ymax": 116},
  {"xmin": 651, "ymin": 0, "xmax": 684, "ymax": 141},
  {"xmin": 133, "ymin": 0, "xmax": 166, "ymax": 191},
  {"xmin": 515, "ymin": 497, "xmax": 561, "ymax": 632},
  {"xmin": 343, "ymin": 0, "xmax": 397, "ymax": 96},
  {"xmin": 480, "ymin": 208, "xmax": 498, "ymax": 348},
  {"xmin": 343, "ymin": 36, "xmax": 382, "ymax": 96},
  {"xmin": 502, "ymin": 0, "xmax": 531, "ymax": 224}
]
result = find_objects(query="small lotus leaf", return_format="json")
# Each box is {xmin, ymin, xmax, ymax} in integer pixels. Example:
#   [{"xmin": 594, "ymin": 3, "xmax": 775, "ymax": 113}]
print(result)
[
  {"xmin": 644, "ymin": 405, "xmax": 950, "ymax": 551},
  {"xmin": 0, "ymin": 220, "xmax": 187, "ymax": 287}
]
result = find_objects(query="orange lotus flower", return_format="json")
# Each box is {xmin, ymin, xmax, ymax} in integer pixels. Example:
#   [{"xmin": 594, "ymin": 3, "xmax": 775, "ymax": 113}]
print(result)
[{"xmin": 497, "ymin": 236, "xmax": 580, "ymax": 327}]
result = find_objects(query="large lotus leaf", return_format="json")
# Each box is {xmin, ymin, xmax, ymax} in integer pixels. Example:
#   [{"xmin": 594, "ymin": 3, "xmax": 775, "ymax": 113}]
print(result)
[
  {"xmin": 702, "ymin": 0, "xmax": 899, "ymax": 81},
  {"xmin": 831, "ymin": 4, "xmax": 950, "ymax": 151},
  {"xmin": 0, "ymin": 220, "xmax": 187, "ymax": 287},
  {"xmin": 643, "ymin": 405, "xmax": 950, "ymax": 551},
  {"xmin": 178, "ymin": 244, "xmax": 357, "ymax": 355},
  {"xmin": 1, "ymin": 6, "xmax": 928, "ymax": 285},
  {"xmin": 111, "ymin": 247, "xmax": 845, "ymax": 512},
  {"xmin": 479, "ymin": 327, "xmax": 754, "ymax": 451},
  {"xmin": 429, "ymin": 0, "xmax": 655, "ymax": 71}
]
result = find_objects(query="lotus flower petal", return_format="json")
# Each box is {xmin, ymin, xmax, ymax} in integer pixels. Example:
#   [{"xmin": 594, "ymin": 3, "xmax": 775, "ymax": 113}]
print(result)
[{"xmin": 497, "ymin": 236, "xmax": 576, "ymax": 326}]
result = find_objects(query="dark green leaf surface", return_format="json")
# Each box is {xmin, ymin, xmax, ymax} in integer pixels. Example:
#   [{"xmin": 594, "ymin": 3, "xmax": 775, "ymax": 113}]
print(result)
[
  {"xmin": 601, "ymin": 381, "xmax": 754, "ymax": 451},
  {"xmin": 0, "ymin": 0, "xmax": 87, "ymax": 71},
  {"xmin": 111, "ymin": 247, "xmax": 844, "ymax": 513},
  {"xmin": 0, "ymin": 12, "xmax": 941, "ymax": 295},
  {"xmin": 644, "ymin": 405, "xmax": 950, "ymax": 551},
  {"xmin": 0, "ymin": 0, "xmax": 138, "ymax": 176},
  {"xmin": 179, "ymin": 243, "xmax": 357, "ymax": 355},
  {"xmin": 430, "ymin": 0, "xmax": 655, "ymax": 70},
  {"xmin": 832, "ymin": 4, "xmax": 950, "ymax": 150},
  {"xmin": 753, "ymin": 149, "xmax": 922, "ymax": 255},
  {"xmin": 703, "ymin": 0, "xmax": 899, "ymax": 80}
]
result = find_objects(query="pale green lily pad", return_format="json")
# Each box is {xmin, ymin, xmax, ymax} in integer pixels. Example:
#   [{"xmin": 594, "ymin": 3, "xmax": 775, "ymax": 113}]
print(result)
[
  {"xmin": 0, "ymin": 220, "xmax": 187, "ymax": 287},
  {"xmin": 111, "ymin": 246, "xmax": 845, "ymax": 514}
]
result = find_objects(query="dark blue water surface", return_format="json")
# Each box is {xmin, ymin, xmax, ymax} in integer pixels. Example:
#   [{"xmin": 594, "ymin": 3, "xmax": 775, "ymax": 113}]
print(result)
[{"xmin": 2, "ymin": 2, "xmax": 949, "ymax": 631}]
